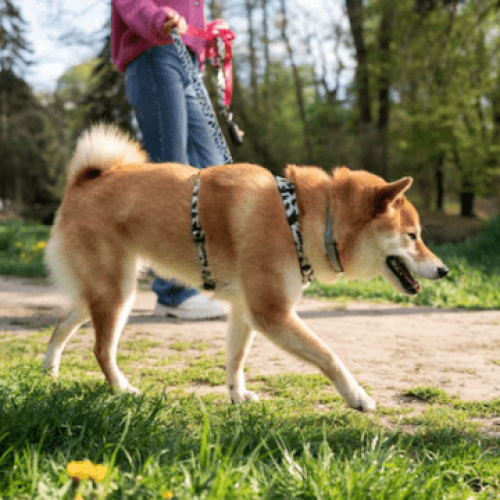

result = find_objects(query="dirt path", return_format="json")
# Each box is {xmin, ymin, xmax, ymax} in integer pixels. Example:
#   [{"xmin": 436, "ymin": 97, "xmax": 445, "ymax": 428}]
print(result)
[{"xmin": 2, "ymin": 276, "xmax": 500, "ymax": 408}]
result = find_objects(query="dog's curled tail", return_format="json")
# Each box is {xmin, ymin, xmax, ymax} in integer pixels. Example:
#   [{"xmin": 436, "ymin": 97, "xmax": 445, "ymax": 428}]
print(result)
[{"xmin": 67, "ymin": 123, "xmax": 148, "ymax": 185}]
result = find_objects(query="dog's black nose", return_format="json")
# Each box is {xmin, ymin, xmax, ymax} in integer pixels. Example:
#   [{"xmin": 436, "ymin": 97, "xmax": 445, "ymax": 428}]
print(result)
[{"xmin": 438, "ymin": 266, "xmax": 449, "ymax": 278}]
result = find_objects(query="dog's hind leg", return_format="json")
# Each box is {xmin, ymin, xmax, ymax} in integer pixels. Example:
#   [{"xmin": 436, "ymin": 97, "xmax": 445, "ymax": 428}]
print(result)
[
  {"xmin": 253, "ymin": 309, "xmax": 376, "ymax": 412},
  {"xmin": 43, "ymin": 304, "xmax": 89, "ymax": 377},
  {"xmin": 226, "ymin": 303, "xmax": 258, "ymax": 403},
  {"xmin": 90, "ymin": 264, "xmax": 138, "ymax": 393}
]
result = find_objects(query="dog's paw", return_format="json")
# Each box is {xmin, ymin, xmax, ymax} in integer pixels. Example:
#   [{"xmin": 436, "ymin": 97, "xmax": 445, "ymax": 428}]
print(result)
[
  {"xmin": 230, "ymin": 390, "xmax": 260, "ymax": 404},
  {"xmin": 124, "ymin": 384, "xmax": 140, "ymax": 395},
  {"xmin": 112, "ymin": 381, "xmax": 140, "ymax": 395},
  {"xmin": 41, "ymin": 362, "xmax": 58, "ymax": 378},
  {"xmin": 346, "ymin": 386, "xmax": 376, "ymax": 412}
]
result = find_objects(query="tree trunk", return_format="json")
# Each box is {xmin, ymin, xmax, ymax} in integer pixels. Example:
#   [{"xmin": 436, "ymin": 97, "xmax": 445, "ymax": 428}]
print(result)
[
  {"xmin": 305, "ymin": 28, "xmax": 321, "ymax": 100},
  {"xmin": 231, "ymin": 73, "xmax": 275, "ymax": 169},
  {"xmin": 205, "ymin": 0, "xmax": 225, "ymax": 121},
  {"xmin": 435, "ymin": 153, "xmax": 445, "ymax": 212},
  {"xmin": 261, "ymin": 0, "xmax": 270, "ymax": 110},
  {"xmin": 14, "ymin": 172, "xmax": 23, "ymax": 213},
  {"xmin": 1, "ymin": 85, "xmax": 9, "ymax": 207},
  {"xmin": 345, "ymin": 0, "xmax": 373, "ymax": 171},
  {"xmin": 245, "ymin": 0, "xmax": 259, "ymax": 107},
  {"xmin": 376, "ymin": 3, "xmax": 393, "ymax": 179},
  {"xmin": 345, "ymin": 0, "xmax": 371, "ymax": 124},
  {"xmin": 208, "ymin": 0, "xmax": 224, "ymax": 18},
  {"xmin": 453, "ymin": 148, "xmax": 475, "ymax": 217},
  {"xmin": 0, "ymin": 89, "xmax": 6, "ymax": 145},
  {"xmin": 279, "ymin": 0, "xmax": 313, "ymax": 162},
  {"xmin": 460, "ymin": 191, "xmax": 475, "ymax": 218}
]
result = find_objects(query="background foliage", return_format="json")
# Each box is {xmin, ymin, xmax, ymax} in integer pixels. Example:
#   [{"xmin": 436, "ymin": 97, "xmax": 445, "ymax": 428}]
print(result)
[{"xmin": 2, "ymin": 0, "xmax": 500, "ymax": 221}]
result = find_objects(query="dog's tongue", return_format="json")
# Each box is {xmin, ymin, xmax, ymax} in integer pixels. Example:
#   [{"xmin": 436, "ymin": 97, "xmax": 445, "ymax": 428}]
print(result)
[
  {"xmin": 402, "ymin": 267, "xmax": 422, "ymax": 292},
  {"xmin": 402, "ymin": 267, "xmax": 421, "ymax": 292},
  {"xmin": 402, "ymin": 267, "xmax": 414, "ymax": 283}
]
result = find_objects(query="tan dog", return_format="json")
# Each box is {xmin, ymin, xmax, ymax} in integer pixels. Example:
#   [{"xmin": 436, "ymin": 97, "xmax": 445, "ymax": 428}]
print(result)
[{"xmin": 43, "ymin": 124, "xmax": 448, "ymax": 411}]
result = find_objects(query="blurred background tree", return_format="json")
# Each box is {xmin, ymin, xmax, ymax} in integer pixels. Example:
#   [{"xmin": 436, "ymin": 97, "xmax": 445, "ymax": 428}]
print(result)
[
  {"xmin": 0, "ymin": 0, "xmax": 57, "ymax": 220},
  {"xmin": 2, "ymin": 0, "xmax": 500, "ymax": 222}
]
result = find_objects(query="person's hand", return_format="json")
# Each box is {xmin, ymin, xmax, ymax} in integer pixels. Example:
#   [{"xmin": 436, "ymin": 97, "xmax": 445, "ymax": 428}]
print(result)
[
  {"xmin": 213, "ymin": 20, "xmax": 231, "ymax": 37},
  {"xmin": 214, "ymin": 20, "xmax": 228, "ymax": 32},
  {"xmin": 163, "ymin": 10, "xmax": 187, "ymax": 36}
]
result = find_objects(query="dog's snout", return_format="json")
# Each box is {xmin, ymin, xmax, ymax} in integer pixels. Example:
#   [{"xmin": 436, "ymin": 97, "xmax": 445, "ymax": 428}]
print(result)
[{"xmin": 437, "ymin": 266, "xmax": 449, "ymax": 278}]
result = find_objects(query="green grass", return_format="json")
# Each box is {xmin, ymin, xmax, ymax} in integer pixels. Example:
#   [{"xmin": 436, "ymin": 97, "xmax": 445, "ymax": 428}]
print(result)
[
  {"xmin": 169, "ymin": 341, "xmax": 212, "ymax": 351},
  {"xmin": 306, "ymin": 214, "xmax": 500, "ymax": 309},
  {"xmin": 1, "ymin": 331, "xmax": 500, "ymax": 498},
  {"xmin": 0, "ymin": 221, "xmax": 49, "ymax": 277},
  {"xmin": 1, "ymin": 364, "xmax": 500, "ymax": 499},
  {"xmin": 120, "ymin": 339, "xmax": 162, "ymax": 351},
  {"xmin": 403, "ymin": 385, "xmax": 450, "ymax": 403}
]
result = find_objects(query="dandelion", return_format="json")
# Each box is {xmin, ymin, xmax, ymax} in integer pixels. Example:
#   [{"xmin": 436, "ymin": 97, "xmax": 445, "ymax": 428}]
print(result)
[
  {"xmin": 90, "ymin": 463, "xmax": 108, "ymax": 483},
  {"xmin": 76, "ymin": 495, "xmax": 85, "ymax": 500},
  {"xmin": 67, "ymin": 460, "xmax": 107, "ymax": 483},
  {"xmin": 31, "ymin": 242, "xmax": 45, "ymax": 252},
  {"xmin": 67, "ymin": 460, "xmax": 94, "ymax": 482},
  {"xmin": 164, "ymin": 492, "xmax": 174, "ymax": 499}
]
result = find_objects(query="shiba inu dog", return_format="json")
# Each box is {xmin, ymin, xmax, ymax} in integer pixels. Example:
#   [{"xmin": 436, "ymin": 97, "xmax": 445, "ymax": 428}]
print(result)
[{"xmin": 42, "ymin": 124, "xmax": 448, "ymax": 411}]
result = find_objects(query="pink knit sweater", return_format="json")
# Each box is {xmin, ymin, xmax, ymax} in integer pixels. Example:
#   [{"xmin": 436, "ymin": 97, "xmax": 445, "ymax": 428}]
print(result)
[{"xmin": 111, "ymin": 0, "xmax": 207, "ymax": 74}]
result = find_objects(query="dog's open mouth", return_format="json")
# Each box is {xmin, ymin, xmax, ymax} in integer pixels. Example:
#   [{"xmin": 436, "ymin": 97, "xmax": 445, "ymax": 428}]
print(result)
[{"xmin": 386, "ymin": 256, "xmax": 421, "ymax": 294}]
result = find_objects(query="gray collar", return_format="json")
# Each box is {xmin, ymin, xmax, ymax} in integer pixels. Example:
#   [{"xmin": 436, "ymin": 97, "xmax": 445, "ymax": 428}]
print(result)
[{"xmin": 325, "ymin": 204, "xmax": 343, "ymax": 273}]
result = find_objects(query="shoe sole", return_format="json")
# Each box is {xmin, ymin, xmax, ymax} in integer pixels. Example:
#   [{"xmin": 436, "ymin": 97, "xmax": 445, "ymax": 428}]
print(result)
[
  {"xmin": 165, "ymin": 313, "xmax": 226, "ymax": 321},
  {"xmin": 154, "ymin": 304, "xmax": 226, "ymax": 321}
]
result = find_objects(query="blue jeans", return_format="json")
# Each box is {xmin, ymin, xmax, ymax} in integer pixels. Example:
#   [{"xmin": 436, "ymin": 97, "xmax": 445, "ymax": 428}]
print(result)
[{"xmin": 125, "ymin": 44, "xmax": 225, "ymax": 305}]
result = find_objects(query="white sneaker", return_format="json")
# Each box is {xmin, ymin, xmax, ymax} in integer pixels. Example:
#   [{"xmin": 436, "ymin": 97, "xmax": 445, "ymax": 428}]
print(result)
[{"xmin": 154, "ymin": 294, "xmax": 227, "ymax": 320}]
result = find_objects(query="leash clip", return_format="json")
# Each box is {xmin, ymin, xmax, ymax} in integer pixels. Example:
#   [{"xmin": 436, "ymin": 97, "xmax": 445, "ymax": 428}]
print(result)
[
  {"xmin": 228, "ymin": 119, "xmax": 244, "ymax": 146},
  {"xmin": 222, "ymin": 110, "xmax": 244, "ymax": 146}
]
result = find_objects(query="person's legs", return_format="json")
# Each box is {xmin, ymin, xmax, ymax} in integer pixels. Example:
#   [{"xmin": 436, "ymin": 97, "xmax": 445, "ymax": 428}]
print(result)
[{"xmin": 125, "ymin": 45, "xmax": 225, "ymax": 319}]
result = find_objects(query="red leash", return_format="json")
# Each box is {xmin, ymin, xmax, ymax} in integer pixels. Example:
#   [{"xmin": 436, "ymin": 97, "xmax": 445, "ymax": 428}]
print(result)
[{"xmin": 185, "ymin": 20, "xmax": 235, "ymax": 108}]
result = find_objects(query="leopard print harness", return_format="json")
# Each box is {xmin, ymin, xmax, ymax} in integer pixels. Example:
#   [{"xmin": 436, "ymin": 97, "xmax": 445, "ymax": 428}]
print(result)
[{"xmin": 191, "ymin": 176, "xmax": 314, "ymax": 291}]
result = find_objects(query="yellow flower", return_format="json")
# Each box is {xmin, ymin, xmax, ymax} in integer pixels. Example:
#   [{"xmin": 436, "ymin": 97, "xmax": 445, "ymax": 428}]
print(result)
[
  {"xmin": 37, "ymin": 241, "xmax": 46, "ymax": 249},
  {"xmin": 164, "ymin": 492, "xmax": 174, "ymax": 499},
  {"xmin": 90, "ymin": 463, "xmax": 108, "ymax": 482},
  {"xmin": 76, "ymin": 495, "xmax": 85, "ymax": 500},
  {"xmin": 67, "ymin": 460, "xmax": 94, "ymax": 481},
  {"xmin": 67, "ymin": 460, "xmax": 108, "ymax": 483}
]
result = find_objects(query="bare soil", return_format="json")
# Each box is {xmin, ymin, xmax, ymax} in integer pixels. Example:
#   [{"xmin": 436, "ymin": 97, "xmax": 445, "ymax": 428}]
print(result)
[{"xmin": 2, "ymin": 276, "xmax": 500, "ymax": 416}]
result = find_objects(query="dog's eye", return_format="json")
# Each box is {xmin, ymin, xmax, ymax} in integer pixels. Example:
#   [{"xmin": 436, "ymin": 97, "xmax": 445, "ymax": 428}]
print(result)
[{"xmin": 408, "ymin": 232, "xmax": 417, "ymax": 241}]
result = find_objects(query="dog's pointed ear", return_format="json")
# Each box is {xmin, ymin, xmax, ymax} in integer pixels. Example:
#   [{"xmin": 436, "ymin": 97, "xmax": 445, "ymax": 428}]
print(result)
[{"xmin": 374, "ymin": 177, "xmax": 413, "ymax": 215}]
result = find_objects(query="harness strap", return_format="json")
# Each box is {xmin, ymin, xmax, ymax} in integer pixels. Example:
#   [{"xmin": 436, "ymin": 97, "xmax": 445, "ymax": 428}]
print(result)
[
  {"xmin": 191, "ymin": 176, "xmax": 315, "ymax": 291},
  {"xmin": 325, "ymin": 204, "xmax": 343, "ymax": 273},
  {"xmin": 191, "ymin": 178, "xmax": 217, "ymax": 291},
  {"xmin": 275, "ymin": 176, "xmax": 315, "ymax": 285}
]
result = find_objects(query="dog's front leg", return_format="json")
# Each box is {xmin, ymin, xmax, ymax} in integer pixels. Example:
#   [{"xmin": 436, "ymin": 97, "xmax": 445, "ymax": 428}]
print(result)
[
  {"xmin": 226, "ymin": 304, "xmax": 259, "ymax": 403},
  {"xmin": 253, "ymin": 310, "xmax": 376, "ymax": 412}
]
